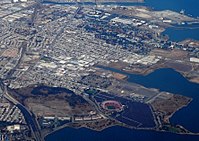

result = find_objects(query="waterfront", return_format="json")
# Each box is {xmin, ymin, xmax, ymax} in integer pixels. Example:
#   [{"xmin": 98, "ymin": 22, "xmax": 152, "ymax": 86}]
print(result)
[
  {"xmin": 145, "ymin": 0, "xmax": 199, "ymax": 18},
  {"xmin": 42, "ymin": 0, "xmax": 199, "ymax": 140},
  {"xmin": 43, "ymin": 0, "xmax": 199, "ymax": 17},
  {"xmin": 43, "ymin": 0, "xmax": 199, "ymax": 42},
  {"xmin": 98, "ymin": 67, "xmax": 199, "ymax": 132},
  {"xmin": 45, "ymin": 67, "xmax": 199, "ymax": 141},
  {"xmin": 45, "ymin": 126, "xmax": 199, "ymax": 141},
  {"xmin": 163, "ymin": 27, "xmax": 199, "ymax": 41},
  {"xmin": 139, "ymin": 0, "xmax": 199, "ymax": 41},
  {"xmin": 127, "ymin": 68, "xmax": 199, "ymax": 133}
]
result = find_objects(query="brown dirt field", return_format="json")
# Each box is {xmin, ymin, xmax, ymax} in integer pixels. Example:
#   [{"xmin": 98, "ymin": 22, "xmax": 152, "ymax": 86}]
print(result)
[
  {"xmin": 150, "ymin": 94, "xmax": 191, "ymax": 123},
  {"xmin": 10, "ymin": 85, "xmax": 96, "ymax": 117},
  {"xmin": 150, "ymin": 49, "xmax": 188, "ymax": 60},
  {"xmin": 189, "ymin": 77, "xmax": 199, "ymax": 84},
  {"xmin": 111, "ymin": 72, "xmax": 127, "ymax": 80},
  {"xmin": 108, "ymin": 61, "xmax": 129, "ymax": 70},
  {"xmin": 162, "ymin": 61, "xmax": 192, "ymax": 72},
  {"xmin": 1, "ymin": 48, "xmax": 19, "ymax": 57},
  {"xmin": 24, "ymin": 95, "xmax": 95, "ymax": 117}
]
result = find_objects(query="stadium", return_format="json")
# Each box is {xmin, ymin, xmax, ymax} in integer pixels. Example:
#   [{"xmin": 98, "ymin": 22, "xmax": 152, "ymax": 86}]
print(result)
[{"xmin": 101, "ymin": 100, "xmax": 123, "ymax": 112}]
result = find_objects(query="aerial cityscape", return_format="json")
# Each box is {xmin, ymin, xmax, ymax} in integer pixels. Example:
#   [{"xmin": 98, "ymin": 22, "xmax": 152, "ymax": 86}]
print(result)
[{"xmin": 0, "ymin": 0, "xmax": 199, "ymax": 141}]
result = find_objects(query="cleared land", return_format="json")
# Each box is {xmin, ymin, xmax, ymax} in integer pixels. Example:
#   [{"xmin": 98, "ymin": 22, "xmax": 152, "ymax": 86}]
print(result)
[
  {"xmin": 149, "ymin": 93, "xmax": 191, "ymax": 123},
  {"xmin": 9, "ymin": 85, "xmax": 96, "ymax": 117}
]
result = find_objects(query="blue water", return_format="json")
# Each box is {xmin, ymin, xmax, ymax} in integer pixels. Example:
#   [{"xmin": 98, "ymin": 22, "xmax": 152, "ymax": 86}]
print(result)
[
  {"xmin": 97, "ymin": 67, "xmax": 199, "ymax": 132},
  {"xmin": 45, "ymin": 126, "xmax": 199, "ymax": 141},
  {"xmin": 44, "ymin": 0, "xmax": 199, "ymax": 17},
  {"xmin": 163, "ymin": 27, "xmax": 199, "ymax": 41},
  {"xmin": 45, "ymin": 68, "xmax": 199, "ymax": 141},
  {"xmin": 44, "ymin": 0, "xmax": 199, "ymax": 140},
  {"xmin": 43, "ymin": 0, "xmax": 199, "ymax": 41},
  {"xmin": 145, "ymin": 0, "xmax": 199, "ymax": 41},
  {"xmin": 93, "ymin": 92, "xmax": 155, "ymax": 128},
  {"xmin": 145, "ymin": 0, "xmax": 199, "ymax": 17},
  {"xmin": 132, "ymin": 69, "xmax": 199, "ymax": 132}
]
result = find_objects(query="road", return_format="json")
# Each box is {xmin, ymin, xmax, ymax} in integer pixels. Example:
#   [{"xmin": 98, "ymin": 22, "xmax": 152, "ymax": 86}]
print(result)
[
  {"xmin": 48, "ymin": 6, "xmax": 82, "ymax": 49},
  {"xmin": 0, "ymin": 41, "xmax": 43, "ymax": 141},
  {"xmin": 0, "ymin": 3, "xmax": 84, "ymax": 141},
  {"xmin": 6, "ymin": 42, "xmax": 27, "ymax": 80},
  {"xmin": 0, "ymin": 3, "xmax": 40, "ymax": 19},
  {"xmin": 0, "ymin": 81, "xmax": 44, "ymax": 141}
]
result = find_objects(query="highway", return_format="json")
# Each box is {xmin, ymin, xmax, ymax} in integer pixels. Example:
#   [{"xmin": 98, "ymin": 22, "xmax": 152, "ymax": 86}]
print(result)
[
  {"xmin": 0, "ymin": 40, "xmax": 43, "ymax": 141},
  {"xmin": 0, "ymin": 2, "xmax": 83, "ymax": 141},
  {"xmin": 0, "ymin": 81, "xmax": 44, "ymax": 141}
]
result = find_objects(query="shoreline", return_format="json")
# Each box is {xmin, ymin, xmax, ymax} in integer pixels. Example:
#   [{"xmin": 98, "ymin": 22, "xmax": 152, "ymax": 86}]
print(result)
[
  {"xmin": 97, "ymin": 64, "xmax": 199, "ymax": 85},
  {"xmin": 42, "ymin": 0, "xmax": 144, "ymax": 5},
  {"xmin": 44, "ymin": 118, "xmax": 199, "ymax": 141},
  {"xmin": 42, "ymin": 94, "xmax": 197, "ymax": 139}
]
